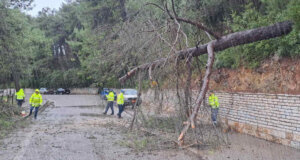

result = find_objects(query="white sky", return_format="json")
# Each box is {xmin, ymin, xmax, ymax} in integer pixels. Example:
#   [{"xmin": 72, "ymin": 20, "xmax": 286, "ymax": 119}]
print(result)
[{"xmin": 25, "ymin": 0, "xmax": 65, "ymax": 16}]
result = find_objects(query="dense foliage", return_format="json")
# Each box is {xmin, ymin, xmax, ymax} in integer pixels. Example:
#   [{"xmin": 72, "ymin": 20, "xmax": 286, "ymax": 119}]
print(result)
[
  {"xmin": 0, "ymin": 0, "xmax": 299, "ymax": 89},
  {"xmin": 216, "ymin": 0, "xmax": 300, "ymax": 68}
]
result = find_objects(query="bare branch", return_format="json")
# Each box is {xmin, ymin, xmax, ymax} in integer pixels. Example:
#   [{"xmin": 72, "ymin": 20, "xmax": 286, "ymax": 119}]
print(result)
[
  {"xmin": 148, "ymin": 20, "xmax": 177, "ymax": 52},
  {"xmin": 162, "ymin": 15, "xmax": 181, "ymax": 67},
  {"xmin": 164, "ymin": 2, "xmax": 221, "ymax": 39},
  {"xmin": 205, "ymin": 31, "xmax": 213, "ymax": 41},
  {"xmin": 176, "ymin": 17, "xmax": 221, "ymax": 39},
  {"xmin": 145, "ymin": 2, "xmax": 165, "ymax": 12},
  {"xmin": 171, "ymin": 0, "xmax": 178, "ymax": 18},
  {"xmin": 180, "ymin": 30, "xmax": 189, "ymax": 48}
]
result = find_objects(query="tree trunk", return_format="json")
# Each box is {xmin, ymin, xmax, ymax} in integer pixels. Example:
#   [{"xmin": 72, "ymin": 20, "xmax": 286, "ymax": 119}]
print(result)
[
  {"xmin": 12, "ymin": 70, "xmax": 20, "ymax": 91},
  {"xmin": 119, "ymin": 21, "xmax": 293, "ymax": 82},
  {"xmin": 178, "ymin": 42, "xmax": 215, "ymax": 144},
  {"xmin": 119, "ymin": 0, "xmax": 127, "ymax": 21}
]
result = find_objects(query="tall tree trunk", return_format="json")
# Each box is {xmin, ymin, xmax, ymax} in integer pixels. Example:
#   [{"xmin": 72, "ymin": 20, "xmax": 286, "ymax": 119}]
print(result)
[
  {"xmin": 119, "ymin": 0, "xmax": 127, "ymax": 21},
  {"xmin": 12, "ymin": 69, "xmax": 20, "ymax": 91}
]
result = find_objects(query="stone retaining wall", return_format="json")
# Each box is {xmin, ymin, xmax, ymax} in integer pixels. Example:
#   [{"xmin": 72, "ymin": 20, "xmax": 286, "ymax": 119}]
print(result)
[
  {"xmin": 141, "ymin": 90, "xmax": 300, "ymax": 149},
  {"xmin": 217, "ymin": 92, "xmax": 300, "ymax": 149}
]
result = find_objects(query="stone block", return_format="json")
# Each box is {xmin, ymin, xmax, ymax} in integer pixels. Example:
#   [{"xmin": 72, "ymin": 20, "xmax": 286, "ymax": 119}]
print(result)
[
  {"xmin": 290, "ymin": 141, "xmax": 300, "ymax": 149},
  {"xmin": 265, "ymin": 134, "xmax": 276, "ymax": 142},
  {"xmin": 285, "ymin": 132, "xmax": 293, "ymax": 140},
  {"xmin": 257, "ymin": 126, "xmax": 271, "ymax": 135},
  {"xmin": 245, "ymin": 129, "xmax": 257, "ymax": 137},
  {"xmin": 272, "ymin": 137, "xmax": 284, "ymax": 145},
  {"xmin": 269, "ymin": 129, "xmax": 286, "ymax": 139},
  {"xmin": 293, "ymin": 133, "xmax": 300, "ymax": 142},
  {"xmin": 279, "ymin": 139, "xmax": 291, "ymax": 146},
  {"xmin": 244, "ymin": 124, "xmax": 253, "ymax": 131},
  {"xmin": 265, "ymin": 95, "xmax": 278, "ymax": 99},
  {"xmin": 234, "ymin": 122, "xmax": 244, "ymax": 133},
  {"xmin": 257, "ymin": 132, "xmax": 267, "ymax": 140}
]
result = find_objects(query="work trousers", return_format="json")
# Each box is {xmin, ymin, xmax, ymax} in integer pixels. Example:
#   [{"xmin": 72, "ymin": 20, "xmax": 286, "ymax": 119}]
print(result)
[
  {"xmin": 29, "ymin": 106, "xmax": 40, "ymax": 119},
  {"xmin": 118, "ymin": 104, "xmax": 124, "ymax": 117},
  {"xmin": 17, "ymin": 99, "xmax": 24, "ymax": 107},
  {"xmin": 104, "ymin": 101, "xmax": 114, "ymax": 115},
  {"xmin": 211, "ymin": 108, "xmax": 219, "ymax": 122}
]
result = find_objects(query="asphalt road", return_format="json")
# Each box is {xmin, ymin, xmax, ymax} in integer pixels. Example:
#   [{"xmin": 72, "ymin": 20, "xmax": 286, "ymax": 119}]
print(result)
[
  {"xmin": 0, "ymin": 94, "xmax": 299, "ymax": 160},
  {"xmin": 0, "ymin": 95, "xmax": 198, "ymax": 160}
]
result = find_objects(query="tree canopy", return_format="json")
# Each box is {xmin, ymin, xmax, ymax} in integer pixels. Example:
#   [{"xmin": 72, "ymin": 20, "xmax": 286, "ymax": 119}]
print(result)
[{"xmin": 0, "ymin": 0, "xmax": 299, "ymax": 89}]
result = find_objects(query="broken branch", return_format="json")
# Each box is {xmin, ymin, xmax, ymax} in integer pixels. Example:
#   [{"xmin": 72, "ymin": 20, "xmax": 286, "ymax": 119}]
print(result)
[{"xmin": 178, "ymin": 42, "xmax": 215, "ymax": 144}]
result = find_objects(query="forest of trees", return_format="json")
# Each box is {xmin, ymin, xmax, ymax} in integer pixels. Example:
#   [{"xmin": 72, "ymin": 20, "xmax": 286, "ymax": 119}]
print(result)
[{"xmin": 0, "ymin": 0, "xmax": 299, "ymax": 90}]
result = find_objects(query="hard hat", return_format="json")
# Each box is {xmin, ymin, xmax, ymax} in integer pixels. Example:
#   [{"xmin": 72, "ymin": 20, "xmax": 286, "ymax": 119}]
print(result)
[{"xmin": 35, "ymin": 89, "xmax": 39, "ymax": 92}]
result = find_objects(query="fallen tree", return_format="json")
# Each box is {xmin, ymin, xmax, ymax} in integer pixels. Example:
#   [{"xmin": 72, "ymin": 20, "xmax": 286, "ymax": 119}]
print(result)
[
  {"xmin": 119, "ymin": 20, "xmax": 293, "ymax": 82},
  {"xmin": 120, "ymin": 20, "xmax": 294, "ymax": 145}
]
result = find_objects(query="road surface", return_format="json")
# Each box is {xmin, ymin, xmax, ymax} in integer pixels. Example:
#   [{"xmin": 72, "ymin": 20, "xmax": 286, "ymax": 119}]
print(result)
[
  {"xmin": 0, "ymin": 95, "xmax": 198, "ymax": 160},
  {"xmin": 0, "ymin": 95, "xmax": 299, "ymax": 160}
]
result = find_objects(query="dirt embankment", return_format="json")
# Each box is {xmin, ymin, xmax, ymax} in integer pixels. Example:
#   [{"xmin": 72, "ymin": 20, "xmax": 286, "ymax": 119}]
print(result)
[{"xmin": 206, "ymin": 58, "xmax": 300, "ymax": 94}]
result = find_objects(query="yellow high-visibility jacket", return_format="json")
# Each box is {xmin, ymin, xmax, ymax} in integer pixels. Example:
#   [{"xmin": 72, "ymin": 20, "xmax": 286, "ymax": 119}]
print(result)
[
  {"xmin": 209, "ymin": 94, "xmax": 219, "ymax": 109},
  {"xmin": 15, "ymin": 89, "xmax": 25, "ymax": 100},
  {"xmin": 117, "ymin": 93, "xmax": 124, "ymax": 105},
  {"xmin": 29, "ymin": 93, "xmax": 43, "ymax": 107},
  {"xmin": 106, "ymin": 92, "xmax": 115, "ymax": 102}
]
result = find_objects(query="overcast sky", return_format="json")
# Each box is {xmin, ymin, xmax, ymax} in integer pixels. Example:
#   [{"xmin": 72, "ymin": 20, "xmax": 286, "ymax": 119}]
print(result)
[{"xmin": 25, "ymin": 0, "xmax": 65, "ymax": 16}]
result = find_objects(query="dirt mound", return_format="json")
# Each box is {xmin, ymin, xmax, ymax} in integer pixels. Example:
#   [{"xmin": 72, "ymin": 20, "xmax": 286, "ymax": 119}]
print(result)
[{"xmin": 207, "ymin": 58, "xmax": 300, "ymax": 94}]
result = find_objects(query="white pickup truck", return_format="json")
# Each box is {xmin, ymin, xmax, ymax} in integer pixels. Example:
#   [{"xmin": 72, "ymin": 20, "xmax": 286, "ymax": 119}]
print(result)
[{"xmin": 121, "ymin": 89, "xmax": 142, "ymax": 109}]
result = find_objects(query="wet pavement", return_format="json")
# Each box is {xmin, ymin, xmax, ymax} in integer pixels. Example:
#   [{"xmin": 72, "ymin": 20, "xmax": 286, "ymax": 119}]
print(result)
[
  {"xmin": 1, "ymin": 95, "xmax": 299, "ymax": 160},
  {"xmin": 0, "ymin": 95, "xmax": 199, "ymax": 160}
]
